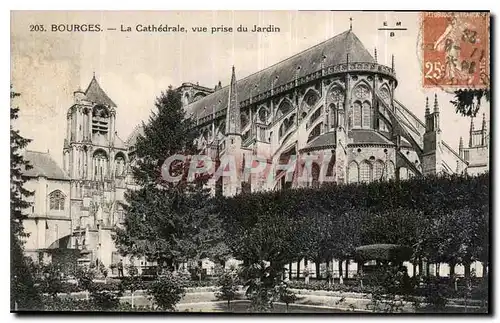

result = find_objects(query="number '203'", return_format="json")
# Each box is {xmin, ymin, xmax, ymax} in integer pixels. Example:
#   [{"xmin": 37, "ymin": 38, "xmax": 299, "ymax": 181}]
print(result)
[{"xmin": 29, "ymin": 24, "xmax": 46, "ymax": 32}]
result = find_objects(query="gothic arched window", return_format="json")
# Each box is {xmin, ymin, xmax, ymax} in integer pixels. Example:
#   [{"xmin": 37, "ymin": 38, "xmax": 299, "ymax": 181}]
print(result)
[
  {"xmin": 359, "ymin": 160, "xmax": 372, "ymax": 183},
  {"xmin": 258, "ymin": 107, "xmax": 268, "ymax": 123},
  {"xmin": 362, "ymin": 101, "xmax": 372, "ymax": 129},
  {"xmin": 373, "ymin": 160, "xmax": 385, "ymax": 181},
  {"xmin": 353, "ymin": 102, "xmax": 362, "ymax": 128},
  {"xmin": 49, "ymin": 190, "xmax": 65, "ymax": 211},
  {"xmin": 93, "ymin": 150, "xmax": 108, "ymax": 181},
  {"xmin": 348, "ymin": 161, "xmax": 359, "ymax": 184}
]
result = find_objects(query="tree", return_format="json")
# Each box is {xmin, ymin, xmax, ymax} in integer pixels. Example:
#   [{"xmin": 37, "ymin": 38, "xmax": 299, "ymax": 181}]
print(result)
[
  {"xmin": 114, "ymin": 87, "xmax": 228, "ymax": 269},
  {"xmin": 147, "ymin": 271, "xmax": 186, "ymax": 311},
  {"xmin": 10, "ymin": 87, "xmax": 40, "ymax": 310},
  {"xmin": 215, "ymin": 267, "xmax": 240, "ymax": 311},
  {"xmin": 450, "ymin": 89, "xmax": 490, "ymax": 117}
]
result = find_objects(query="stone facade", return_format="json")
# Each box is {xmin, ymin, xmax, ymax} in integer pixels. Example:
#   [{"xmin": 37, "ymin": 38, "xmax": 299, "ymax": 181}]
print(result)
[{"xmin": 185, "ymin": 29, "xmax": 473, "ymax": 197}]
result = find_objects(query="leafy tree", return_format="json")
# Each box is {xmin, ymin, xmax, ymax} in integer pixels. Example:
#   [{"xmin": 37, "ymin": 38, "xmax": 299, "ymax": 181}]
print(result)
[
  {"xmin": 114, "ymin": 87, "xmax": 228, "ymax": 269},
  {"xmin": 121, "ymin": 263, "xmax": 144, "ymax": 308},
  {"xmin": 10, "ymin": 87, "xmax": 40, "ymax": 310},
  {"xmin": 147, "ymin": 271, "xmax": 186, "ymax": 311},
  {"xmin": 450, "ymin": 89, "xmax": 490, "ymax": 117}
]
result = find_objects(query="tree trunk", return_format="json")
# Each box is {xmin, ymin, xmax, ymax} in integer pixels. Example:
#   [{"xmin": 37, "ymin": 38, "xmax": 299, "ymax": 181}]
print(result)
[
  {"xmin": 464, "ymin": 262, "xmax": 471, "ymax": 280},
  {"xmin": 449, "ymin": 261, "xmax": 456, "ymax": 278},
  {"xmin": 412, "ymin": 262, "xmax": 417, "ymax": 277},
  {"xmin": 482, "ymin": 261, "xmax": 487, "ymax": 278},
  {"xmin": 338, "ymin": 260, "xmax": 343, "ymax": 279},
  {"xmin": 296, "ymin": 260, "xmax": 301, "ymax": 279},
  {"xmin": 418, "ymin": 260, "xmax": 423, "ymax": 277},
  {"xmin": 315, "ymin": 261, "xmax": 321, "ymax": 280},
  {"xmin": 436, "ymin": 263, "xmax": 440, "ymax": 277},
  {"xmin": 131, "ymin": 291, "xmax": 135, "ymax": 308},
  {"xmin": 228, "ymin": 299, "xmax": 231, "ymax": 311},
  {"xmin": 345, "ymin": 259, "xmax": 350, "ymax": 279},
  {"xmin": 289, "ymin": 263, "xmax": 292, "ymax": 280},
  {"xmin": 425, "ymin": 262, "xmax": 430, "ymax": 277}
]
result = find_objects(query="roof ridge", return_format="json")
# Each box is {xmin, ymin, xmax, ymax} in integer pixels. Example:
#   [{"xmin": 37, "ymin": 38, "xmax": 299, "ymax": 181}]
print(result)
[{"xmin": 185, "ymin": 29, "xmax": 352, "ymax": 108}]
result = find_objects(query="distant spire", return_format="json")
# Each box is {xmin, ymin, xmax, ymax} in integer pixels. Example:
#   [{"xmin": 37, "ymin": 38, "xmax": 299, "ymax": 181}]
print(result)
[
  {"xmin": 93, "ymin": 71, "xmax": 96, "ymax": 78},
  {"xmin": 482, "ymin": 113, "xmax": 487, "ymax": 131},
  {"xmin": 391, "ymin": 55, "xmax": 395, "ymax": 72},
  {"xmin": 374, "ymin": 48, "xmax": 378, "ymax": 63},
  {"xmin": 225, "ymin": 66, "xmax": 240, "ymax": 135},
  {"xmin": 459, "ymin": 136, "xmax": 464, "ymax": 150},
  {"xmin": 425, "ymin": 97, "xmax": 430, "ymax": 116},
  {"xmin": 433, "ymin": 93, "xmax": 439, "ymax": 113},
  {"xmin": 349, "ymin": 17, "xmax": 353, "ymax": 31}
]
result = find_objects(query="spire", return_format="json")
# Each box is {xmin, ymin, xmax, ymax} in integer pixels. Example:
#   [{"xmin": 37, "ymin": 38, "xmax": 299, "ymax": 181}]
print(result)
[
  {"xmin": 433, "ymin": 93, "xmax": 439, "ymax": 113},
  {"xmin": 425, "ymin": 96, "xmax": 430, "ymax": 116},
  {"xmin": 482, "ymin": 113, "xmax": 487, "ymax": 131},
  {"xmin": 349, "ymin": 17, "xmax": 353, "ymax": 31},
  {"xmin": 459, "ymin": 136, "xmax": 464, "ymax": 150},
  {"xmin": 391, "ymin": 55, "xmax": 395, "ymax": 72},
  {"xmin": 374, "ymin": 48, "xmax": 378, "ymax": 63},
  {"xmin": 225, "ymin": 66, "xmax": 240, "ymax": 136},
  {"xmin": 469, "ymin": 116, "xmax": 474, "ymax": 147}
]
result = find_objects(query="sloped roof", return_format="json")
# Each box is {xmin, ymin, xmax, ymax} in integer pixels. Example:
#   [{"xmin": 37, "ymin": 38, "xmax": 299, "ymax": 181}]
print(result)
[
  {"xmin": 84, "ymin": 76, "xmax": 117, "ymax": 107},
  {"xmin": 350, "ymin": 130, "xmax": 393, "ymax": 145},
  {"xmin": 23, "ymin": 151, "xmax": 70, "ymax": 181},
  {"xmin": 186, "ymin": 30, "xmax": 374, "ymax": 120},
  {"xmin": 302, "ymin": 132, "xmax": 337, "ymax": 151}
]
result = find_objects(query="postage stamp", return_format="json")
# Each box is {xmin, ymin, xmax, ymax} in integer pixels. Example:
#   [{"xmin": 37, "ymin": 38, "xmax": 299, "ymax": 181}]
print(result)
[{"xmin": 421, "ymin": 12, "xmax": 490, "ymax": 89}]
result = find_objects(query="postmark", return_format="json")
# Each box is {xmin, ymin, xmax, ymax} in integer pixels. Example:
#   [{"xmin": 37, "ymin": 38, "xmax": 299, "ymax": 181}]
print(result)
[{"xmin": 421, "ymin": 12, "xmax": 490, "ymax": 90}]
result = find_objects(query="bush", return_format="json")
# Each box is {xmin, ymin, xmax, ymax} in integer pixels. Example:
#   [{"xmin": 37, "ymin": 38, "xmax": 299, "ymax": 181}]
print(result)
[{"xmin": 147, "ymin": 271, "xmax": 186, "ymax": 311}]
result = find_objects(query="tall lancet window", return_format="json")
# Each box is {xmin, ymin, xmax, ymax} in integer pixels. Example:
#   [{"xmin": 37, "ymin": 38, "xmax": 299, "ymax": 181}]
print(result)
[
  {"xmin": 93, "ymin": 150, "xmax": 108, "ymax": 181},
  {"xmin": 353, "ymin": 102, "xmax": 362, "ymax": 128},
  {"xmin": 362, "ymin": 101, "xmax": 372, "ymax": 129}
]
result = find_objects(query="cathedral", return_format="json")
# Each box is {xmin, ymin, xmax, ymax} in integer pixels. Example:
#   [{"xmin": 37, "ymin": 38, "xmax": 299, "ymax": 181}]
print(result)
[
  {"xmin": 180, "ymin": 28, "xmax": 484, "ymax": 197},
  {"xmin": 21, "ymin": 28, "xmax": 489, "ymax": 275}
]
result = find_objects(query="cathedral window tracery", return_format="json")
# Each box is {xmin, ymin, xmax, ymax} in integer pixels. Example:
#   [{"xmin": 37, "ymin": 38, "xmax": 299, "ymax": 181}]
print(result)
[
  {"xmin": 49, "ymin": 190, "xmax": 65, "ymax": 211},
  {"xmin": 362, "ymin": 101, "xmax": 372, "ymax": 129},
  {"xmin": 359, "ymin": 160, "xmax": 372, "ymax": 183}
]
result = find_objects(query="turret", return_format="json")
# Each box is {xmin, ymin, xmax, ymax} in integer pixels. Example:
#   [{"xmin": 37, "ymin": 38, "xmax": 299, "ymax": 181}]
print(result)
[{"xmin": 469, "ymin": 117, "xmax": 474, "ymax": 147}]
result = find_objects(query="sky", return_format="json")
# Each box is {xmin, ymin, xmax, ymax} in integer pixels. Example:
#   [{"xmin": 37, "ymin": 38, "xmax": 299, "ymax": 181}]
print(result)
[{"xmin": 11, "ymin": 11, "xmax": 490, "ymax": 166}]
